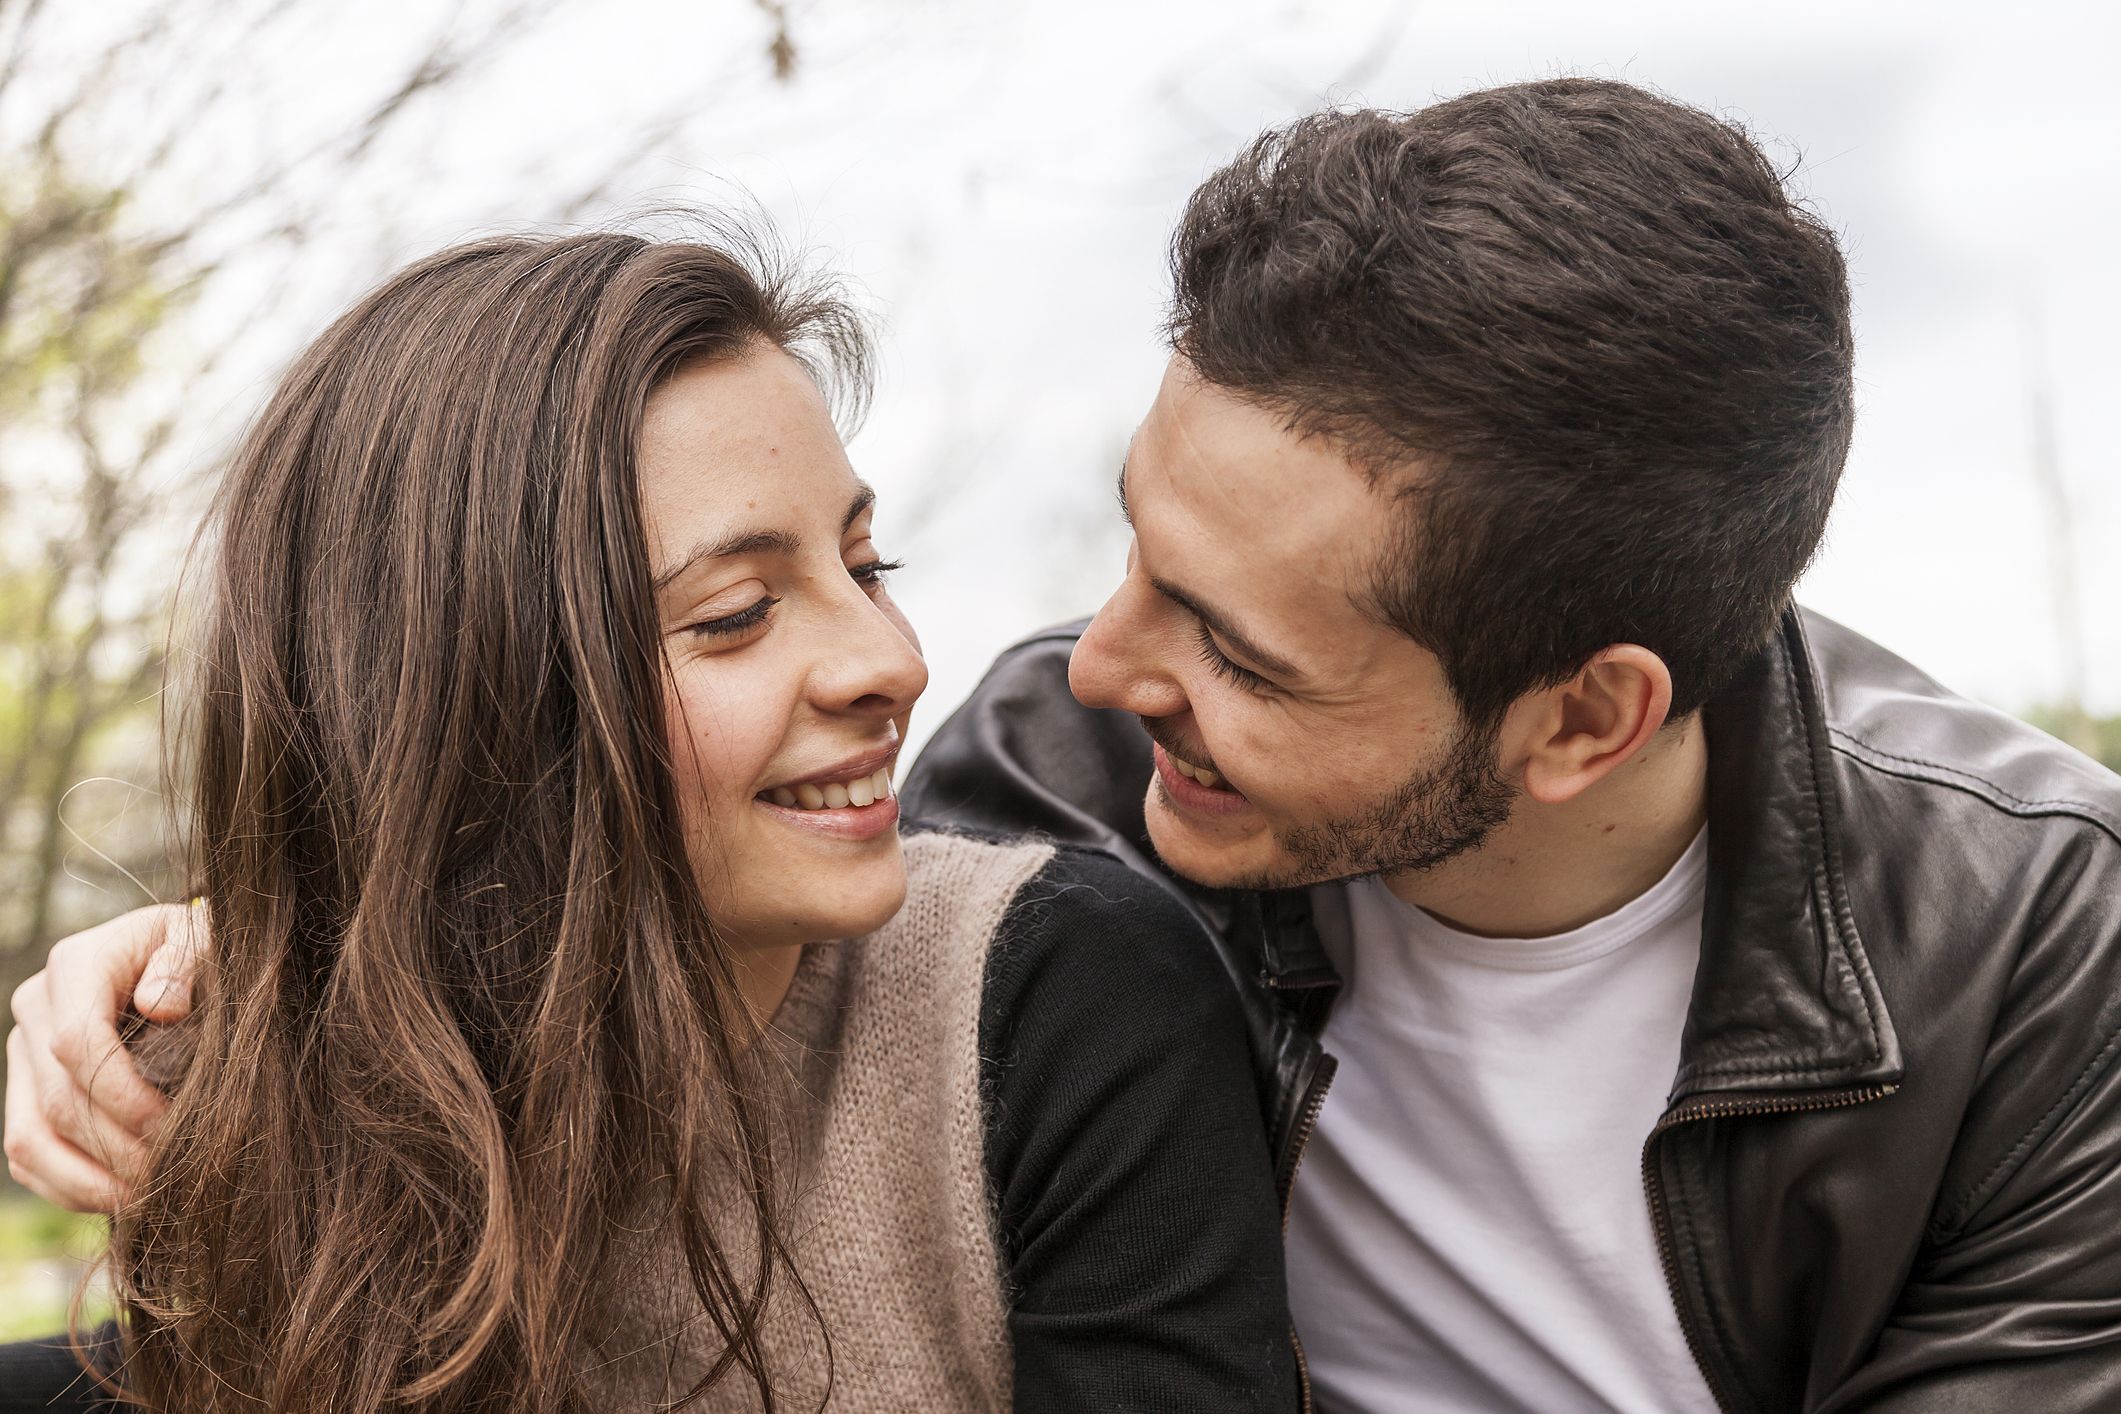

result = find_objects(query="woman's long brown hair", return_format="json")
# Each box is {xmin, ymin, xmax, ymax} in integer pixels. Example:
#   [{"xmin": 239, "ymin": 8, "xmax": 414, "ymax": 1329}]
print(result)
[{"xmin": 104, "ymin": 230, "xmax": 870, "ymax": 1412}]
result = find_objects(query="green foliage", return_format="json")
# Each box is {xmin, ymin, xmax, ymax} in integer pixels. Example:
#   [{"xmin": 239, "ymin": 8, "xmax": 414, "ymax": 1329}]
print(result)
[
  {"xmin": 0, "ymin": 1194, "xmax": 109, "ymax": 1339},
  {"xmin": 0, "ymin": 174, "xmax": 170, "ymax": 410},
  {"xmin": 2024, "ymin": 706, "xmax": 2121, "ymax": 775},
  {"xmin": 0, "ymin": 147, "xmax": 190, "ymax": 981}
]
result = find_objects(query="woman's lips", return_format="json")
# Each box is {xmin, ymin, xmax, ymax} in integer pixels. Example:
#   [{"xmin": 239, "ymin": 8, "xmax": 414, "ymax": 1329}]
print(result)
[{"xmin": 755, "ymin": 790, "xmax": 900, "ymax": 842}]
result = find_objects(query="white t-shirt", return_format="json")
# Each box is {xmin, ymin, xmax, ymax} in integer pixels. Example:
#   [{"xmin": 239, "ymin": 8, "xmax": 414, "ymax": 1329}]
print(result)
[{"xmin": 1285, "ymin": 829, "xmax": 1719, "ymax": 1414}]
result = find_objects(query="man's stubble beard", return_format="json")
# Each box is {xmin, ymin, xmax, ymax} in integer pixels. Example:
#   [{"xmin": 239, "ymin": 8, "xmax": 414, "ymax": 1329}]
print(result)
[{"xmin": 1220, "ymin": 718, "xmax": 1517, "ymax": 894}]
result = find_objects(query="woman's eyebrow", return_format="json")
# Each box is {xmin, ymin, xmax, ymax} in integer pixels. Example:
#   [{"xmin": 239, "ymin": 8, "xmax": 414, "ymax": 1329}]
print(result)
[
  {"xmin": 844, "ymin": 481, "xmax": 876, "ymax": 531},
  {"xmin": 654, "ymin": 527, "xmax": 797, "ymax": 591},
  {"xmin": 653, "ymin": 483, "xmax": 879, "ymax": 592}
]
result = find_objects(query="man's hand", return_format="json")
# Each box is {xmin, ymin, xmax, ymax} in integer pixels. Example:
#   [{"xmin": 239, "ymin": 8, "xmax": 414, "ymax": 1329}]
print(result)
[{"xmin": 4, "ymin": 902, "xmax": 204, "ymax": 1211}]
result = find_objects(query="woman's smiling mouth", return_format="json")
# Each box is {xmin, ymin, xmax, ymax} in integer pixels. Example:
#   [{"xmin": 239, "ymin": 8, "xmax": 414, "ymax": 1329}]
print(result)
[
  {"xmin": 754, "ymin": 745, "xmax": 902, "ymax": 840},
  {"xmin": 762, "ymin": 766, "xmax": 895, "ymax": 811}
]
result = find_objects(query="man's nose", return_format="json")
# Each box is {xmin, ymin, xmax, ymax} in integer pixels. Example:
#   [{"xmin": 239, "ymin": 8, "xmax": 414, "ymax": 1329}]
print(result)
[{"xmin": 1069, "ymin": 577, "xmax": 1186, "ymax": 720}]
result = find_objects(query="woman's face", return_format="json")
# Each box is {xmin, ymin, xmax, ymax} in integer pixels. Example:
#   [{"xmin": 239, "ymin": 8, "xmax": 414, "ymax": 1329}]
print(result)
[{"xmin": 640, "ymin": 344, "xmax": 926, "ymax": 950}]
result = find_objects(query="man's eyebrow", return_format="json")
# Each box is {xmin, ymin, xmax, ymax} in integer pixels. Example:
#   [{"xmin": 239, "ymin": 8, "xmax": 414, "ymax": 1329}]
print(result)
[
  {"xmin": 654, "ymin": 483, "xmax": 876, "ymax": 593},
  {"xmin": 1116, "ymin": 460, "xmax": 1131, "ymax": 524}
]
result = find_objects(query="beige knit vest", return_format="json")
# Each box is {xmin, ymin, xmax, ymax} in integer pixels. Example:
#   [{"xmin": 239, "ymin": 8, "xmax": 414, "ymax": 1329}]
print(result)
[{"xmin": 589, "ymin": 830, "xmax": 1054, "ymax": 1411}]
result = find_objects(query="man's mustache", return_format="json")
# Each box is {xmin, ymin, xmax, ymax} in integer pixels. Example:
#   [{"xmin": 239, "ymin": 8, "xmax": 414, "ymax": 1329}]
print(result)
[{"xmin": 1138, "ymin": 717, "xmax": 1220, "ymax": 776}]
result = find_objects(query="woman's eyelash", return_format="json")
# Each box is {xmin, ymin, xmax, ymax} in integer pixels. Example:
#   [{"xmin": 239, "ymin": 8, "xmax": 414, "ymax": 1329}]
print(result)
[
  {"xmin": 690, "ymin": 596, "xmax": 779, "ymax": 637},
  {"xmin": 850, "ymin": 558, "xmax": 904, "ymax": 586},
  {"xmin": 686, "ymin": 560, "xmax": 899, "ymax": 638},
  {"xmin": 1195, "ymin": 622, "xmax": 1270, "ymax": 691}
]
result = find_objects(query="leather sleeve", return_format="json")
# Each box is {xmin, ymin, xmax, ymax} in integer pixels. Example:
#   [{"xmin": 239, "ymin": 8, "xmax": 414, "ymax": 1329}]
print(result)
[
  {"xmin": 1815, "ymin": 979, "xmax": 2121, "ymax": 1409},
  {"xmin": 979, "ymin": 845, "xmax": 1300, "ymax": 1412}
]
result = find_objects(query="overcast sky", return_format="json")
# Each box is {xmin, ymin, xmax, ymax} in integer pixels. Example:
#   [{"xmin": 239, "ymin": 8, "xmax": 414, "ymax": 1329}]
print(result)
[{"xmin": 66, "ymin": 0, "xmax": 2121, "ymax": 747}]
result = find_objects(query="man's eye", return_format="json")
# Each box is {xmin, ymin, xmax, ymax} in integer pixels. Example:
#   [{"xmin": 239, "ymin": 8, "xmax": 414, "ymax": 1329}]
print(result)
[
  {"xmin": 689, "ymin": 596, "xmax": 778, "ymax": 637},
  {"xmin": 1195, "ymin": 623, "xmax": 1270, "ymax": 692}
]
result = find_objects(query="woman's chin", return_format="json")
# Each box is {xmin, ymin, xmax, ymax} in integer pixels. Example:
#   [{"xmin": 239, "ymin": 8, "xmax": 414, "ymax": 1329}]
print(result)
[
  {"xmin": 727, "ymin": 845, "xmax": 908, "ymax": 947},
  {"xmin": 817, "ymin": 876, "xmax": 908, "ymax": 942}
]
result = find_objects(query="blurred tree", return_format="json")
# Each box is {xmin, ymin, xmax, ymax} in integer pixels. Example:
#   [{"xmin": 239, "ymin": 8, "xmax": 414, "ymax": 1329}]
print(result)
[
  {"xmin": 0, "ymin": 1, "xmax": 580, "ymax": 989},
  {"xmin": 0, "ymin": 162, "xmax": 179, "ymax": 961},
  {"xmin": 0, "ymin": 0, "xmax": 808, "ymax": 1007},
  {"xmin": 2026, "ymin": 707, "xmax": 2121, "ymax": 776},
  {"xmin": 2019, "ymin": 296, "xmax": 2103, "ymax": 763}
]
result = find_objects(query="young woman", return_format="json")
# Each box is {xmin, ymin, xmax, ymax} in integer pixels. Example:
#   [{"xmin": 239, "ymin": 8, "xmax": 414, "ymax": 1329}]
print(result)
[{"xmin": 0, "ymin": 231, "xmax": 1294, "ymax": 1411}]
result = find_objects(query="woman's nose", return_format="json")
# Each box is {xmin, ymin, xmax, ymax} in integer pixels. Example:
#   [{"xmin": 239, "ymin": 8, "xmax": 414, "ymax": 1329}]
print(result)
[{"xmin": 821, "ymin": 596, "xmax": 929, "ymax": 718}]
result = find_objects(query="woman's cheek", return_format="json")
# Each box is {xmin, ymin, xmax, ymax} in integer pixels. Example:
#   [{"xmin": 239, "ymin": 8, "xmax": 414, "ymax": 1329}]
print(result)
[{"xmin": 666, "ymin": 660, "xmax": 791, "ymax": 820}]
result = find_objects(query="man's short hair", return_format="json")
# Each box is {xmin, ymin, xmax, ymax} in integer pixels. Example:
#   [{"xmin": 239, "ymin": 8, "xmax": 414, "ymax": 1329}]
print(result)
[{"xmin": 1168, "ymin": 78, "xmax": 1855, "ymax": 726}]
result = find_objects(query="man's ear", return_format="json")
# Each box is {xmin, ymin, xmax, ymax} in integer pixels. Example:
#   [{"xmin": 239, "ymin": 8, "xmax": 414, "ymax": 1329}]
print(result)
[{"xmin": 1510, "ymin": 645, "xmax": 1674, "ymax": 806}]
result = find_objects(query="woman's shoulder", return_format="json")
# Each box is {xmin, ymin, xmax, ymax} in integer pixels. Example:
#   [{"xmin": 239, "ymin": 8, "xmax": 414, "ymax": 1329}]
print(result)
[
  {"xmin": 892, "ymin": 823, "xmax": 1054, "ymax": 937},
  {"xmin": 956, "ymin": 833, "xmax": 1300, "ymax": 1409},
  {"xmin": 889, "ymin": 822, "xmax": 1245, "ymax": 1053},
  {"xmin": 900, "ymin": 821, "xmax": 1214, "ymax": 958},
  {"xmin": 967, "ymin": 833, "xmax": 1241, "ymax": 1049}
]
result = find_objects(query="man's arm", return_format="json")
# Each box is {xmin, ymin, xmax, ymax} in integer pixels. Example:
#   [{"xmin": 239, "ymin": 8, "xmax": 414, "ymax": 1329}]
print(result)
[
  {"xmin": 3, "ymin": 903, "xmax": 201, "ymax": 1210},
  {"xmin": 1816, "ymin": 1044, "xmax": 2121, "ymax": 1409},
  {"xmin": 1816, "ymin": 903, "xmax": 2121, "ymax": 1413}
]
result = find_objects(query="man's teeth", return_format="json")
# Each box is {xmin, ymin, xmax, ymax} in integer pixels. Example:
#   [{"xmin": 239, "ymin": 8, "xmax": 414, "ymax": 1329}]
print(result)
[
  {"xmin": 766, "ymin": 768, "xmax": 894, "ymax": 811},
  {"xmin": 1168, "ymin": 752, "xmax": 1223, "ymax": 789}
]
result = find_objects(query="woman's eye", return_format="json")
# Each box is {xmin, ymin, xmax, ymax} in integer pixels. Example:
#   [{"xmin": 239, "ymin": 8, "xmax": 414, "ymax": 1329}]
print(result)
[
  {"xmin": 850, "ymin": 557, "xmax": 904, "ymax": 590},
  {"xmin": 689, "ymin": 596, "xmax": 779, "ymax": 638}
]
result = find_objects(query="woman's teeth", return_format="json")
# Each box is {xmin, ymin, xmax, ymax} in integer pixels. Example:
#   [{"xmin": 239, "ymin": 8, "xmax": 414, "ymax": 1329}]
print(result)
[
  {"xmin": 766, "ymin": 768, "xmax": 894, "ymax": 811},
  {"xmin": 1168, "ymin": 752, "xmax": 1225, "ymax": 789}
]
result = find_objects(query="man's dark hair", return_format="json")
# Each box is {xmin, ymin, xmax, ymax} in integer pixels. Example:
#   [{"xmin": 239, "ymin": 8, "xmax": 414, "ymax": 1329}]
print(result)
[{"xmin": 1168, "ymin": 77, "xmax": 1855, "ymax": 727}]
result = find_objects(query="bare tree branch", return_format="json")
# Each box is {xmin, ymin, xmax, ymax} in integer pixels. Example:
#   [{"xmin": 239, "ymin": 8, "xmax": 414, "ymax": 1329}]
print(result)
[
  {"xmin": 0, "ymin": 0, "xmax": 814, "ymax": 974},
  {"xmin": 0, "ymin": 0, "xmax": 53, "ymax": 110}
]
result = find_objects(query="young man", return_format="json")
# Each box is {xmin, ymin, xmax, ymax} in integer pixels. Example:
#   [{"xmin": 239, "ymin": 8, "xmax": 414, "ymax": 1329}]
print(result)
[{"xmin": 13, "ymin": 80, "xmax": 2121, "ymax": 1411}]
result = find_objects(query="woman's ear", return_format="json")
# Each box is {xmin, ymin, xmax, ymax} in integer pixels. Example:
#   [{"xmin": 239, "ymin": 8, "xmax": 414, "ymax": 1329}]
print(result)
[{"xmin": 1514, "ymin": 645, "xmax": 1674, "ymax": 806}]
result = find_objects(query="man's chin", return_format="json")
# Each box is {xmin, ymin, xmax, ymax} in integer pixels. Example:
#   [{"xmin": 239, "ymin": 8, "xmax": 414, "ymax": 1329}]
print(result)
[{"xmin": 1143, "ymin": 784, "xmax": 1301, "ymax": 892}]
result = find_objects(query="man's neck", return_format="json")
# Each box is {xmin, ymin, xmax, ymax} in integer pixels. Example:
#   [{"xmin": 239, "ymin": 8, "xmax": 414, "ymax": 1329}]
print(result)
[{"xmin": 1384, "ymin": 716, "xmax": 1710, "ymax": 939}]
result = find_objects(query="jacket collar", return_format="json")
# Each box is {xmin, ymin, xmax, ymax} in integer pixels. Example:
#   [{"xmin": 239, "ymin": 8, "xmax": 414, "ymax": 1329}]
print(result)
[{"xmin": 1679, "ymin": 607, "xmax": 1903, "ymax": 1100}]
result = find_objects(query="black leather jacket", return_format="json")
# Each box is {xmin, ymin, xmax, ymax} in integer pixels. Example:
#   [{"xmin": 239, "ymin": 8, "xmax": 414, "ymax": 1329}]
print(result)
[{"xmin": 903, "ymin": 607, "xmax": 2121, "ymax": 1413}]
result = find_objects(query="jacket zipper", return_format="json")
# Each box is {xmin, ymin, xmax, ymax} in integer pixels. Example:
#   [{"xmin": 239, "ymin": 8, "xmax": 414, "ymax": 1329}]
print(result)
[
  {"xmin": 1641, "ymin": 1083, "xmax": 1898, "ymax": 1414},
  {"xmin": 1279, "ymin": 1059, "xmax": 1334, "ymax": 1414}
]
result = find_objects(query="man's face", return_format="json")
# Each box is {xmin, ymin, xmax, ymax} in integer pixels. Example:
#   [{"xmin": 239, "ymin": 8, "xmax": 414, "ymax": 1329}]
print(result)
[{"xmin": 1069, "ymin": 358, "xmax": 1515, "ymax": 892}]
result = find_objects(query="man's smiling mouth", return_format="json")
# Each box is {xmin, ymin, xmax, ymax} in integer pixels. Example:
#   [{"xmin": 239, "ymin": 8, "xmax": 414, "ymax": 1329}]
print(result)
[
  {"xmin": 1150, "ymin": 743, "xmax": 1253, "ymax": 818},
  {"xmin": 1164, "ymin": 749, "xmax": 1231, "ymax": 791}
]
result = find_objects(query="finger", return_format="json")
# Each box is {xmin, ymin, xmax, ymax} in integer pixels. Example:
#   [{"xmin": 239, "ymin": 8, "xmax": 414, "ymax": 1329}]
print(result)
[
  {"xmin": 45, "ymin": 904, "xmax": 189, "ymax": 1062},
  {"xmin": 134, "ymin": 900, "xmax": 207, "ymax": 1023},
  {"xmin": 16, "ymin": 998, "xmax": 152, "ymax": 1182},
  {"xmin": 41, "ymin": 1066, "xmax": 151, "ymax": 1185},
  {"xmin": 6, "ymin": 1028, "xmax": 127, "ymax": 1213},
  {"xmin": 42, "ymin": 908, "xmax": 180, "ymax": 1134},
  {"xmin": 15, "ymin": 960, "xmax": 160, "ymax": 1174}
]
